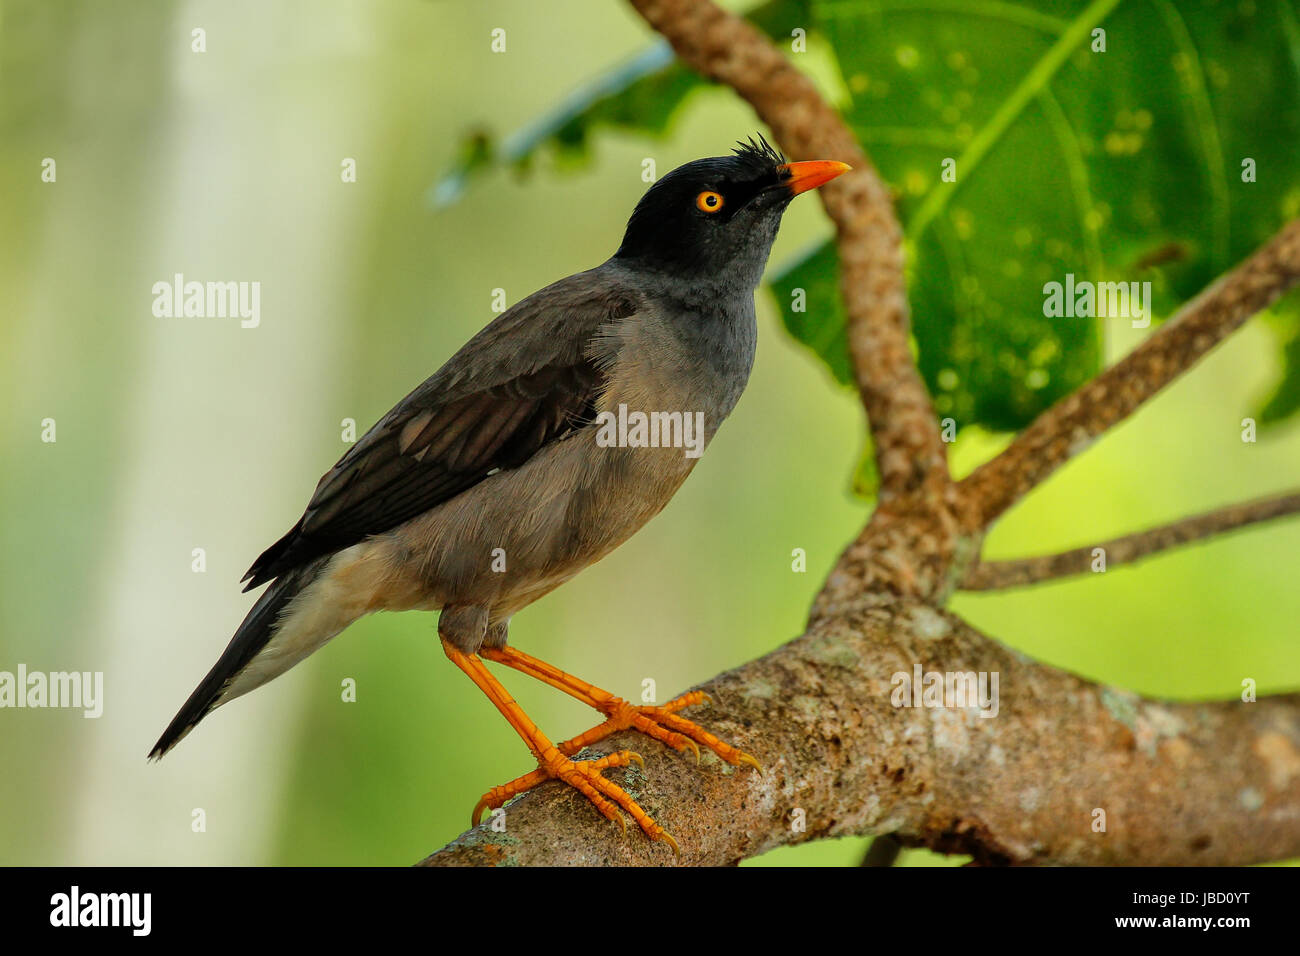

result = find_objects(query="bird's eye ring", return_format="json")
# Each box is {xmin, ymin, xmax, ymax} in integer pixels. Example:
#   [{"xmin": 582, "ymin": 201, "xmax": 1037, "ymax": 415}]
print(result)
[{"xmin": 695, "ymin": 190, "xmax": 724, "ymax": 213}]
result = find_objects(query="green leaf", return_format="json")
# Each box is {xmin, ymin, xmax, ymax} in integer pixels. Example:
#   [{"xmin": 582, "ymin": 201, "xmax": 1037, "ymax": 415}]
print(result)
[
  {"xmin": 852, "ymin": 435, "xmax": 881, "ymax": 498},
  {"xmin": 781, "ymin": 0, "xmax": 1300, "ymax": 430},
  {"xmin": 770, "ymin": 240, "xmax": 854, "ymax": 385}
]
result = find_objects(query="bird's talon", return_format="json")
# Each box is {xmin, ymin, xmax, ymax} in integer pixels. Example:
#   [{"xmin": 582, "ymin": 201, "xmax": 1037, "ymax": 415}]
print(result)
[{"xmin": 466, "ymin": 645, "xmax": 784, "ymax": 852}]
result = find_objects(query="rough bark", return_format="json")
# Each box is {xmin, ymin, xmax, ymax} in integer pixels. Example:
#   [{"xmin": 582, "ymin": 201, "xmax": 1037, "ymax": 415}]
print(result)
[{"xmin": 419, "ymin": 0, "xmax": 1300, "ymax": 866}]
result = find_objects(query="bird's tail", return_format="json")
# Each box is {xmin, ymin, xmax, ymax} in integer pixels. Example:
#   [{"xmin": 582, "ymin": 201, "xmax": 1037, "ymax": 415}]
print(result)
[{"xmin": 149, "ymin": 555, "xmax": 332, "ymax": 760}]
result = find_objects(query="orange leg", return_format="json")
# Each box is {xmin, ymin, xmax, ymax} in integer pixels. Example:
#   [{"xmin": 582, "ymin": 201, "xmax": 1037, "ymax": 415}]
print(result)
[
  {"xmin": 477, "ymin": 644, "xmax": 760, "ymax": 790},
  {"xmin": 442, "ymin": 641, "xmax": 678, "ymax": 853}
]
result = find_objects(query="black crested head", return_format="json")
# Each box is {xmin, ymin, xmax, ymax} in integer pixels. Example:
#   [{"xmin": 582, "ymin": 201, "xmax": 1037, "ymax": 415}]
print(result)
[{"xmin": 613, "ymin": 135, "xmax": 797, "ymax": 289}]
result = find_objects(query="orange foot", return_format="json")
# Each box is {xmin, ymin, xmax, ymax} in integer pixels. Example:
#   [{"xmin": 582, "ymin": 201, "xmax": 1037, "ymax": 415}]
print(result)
[
  {"xmin": 443, "ymin": 641, "xmax": 687, "ymax": 851},
  {"xmin": 471, "ymin": 646, "xmax": 761, "ymax": 848}
]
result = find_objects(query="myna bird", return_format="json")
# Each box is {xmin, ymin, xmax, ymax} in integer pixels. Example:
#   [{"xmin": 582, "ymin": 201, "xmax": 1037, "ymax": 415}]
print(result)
[{"xmin": 150, "ymin": 136, "xmax": 850, "ymax": 851}]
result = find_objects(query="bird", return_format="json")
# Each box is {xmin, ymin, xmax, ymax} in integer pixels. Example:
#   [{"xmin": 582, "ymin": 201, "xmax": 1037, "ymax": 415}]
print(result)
[{"xmin": 150, "ymin": 135, "xmax": 850, "ymax": 852}]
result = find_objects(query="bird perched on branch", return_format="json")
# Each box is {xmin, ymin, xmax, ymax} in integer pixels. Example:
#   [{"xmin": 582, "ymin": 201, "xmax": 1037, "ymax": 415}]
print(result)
[{"xmin": 150, "ymin": 136, "xmax": 850, "ymax": 852}]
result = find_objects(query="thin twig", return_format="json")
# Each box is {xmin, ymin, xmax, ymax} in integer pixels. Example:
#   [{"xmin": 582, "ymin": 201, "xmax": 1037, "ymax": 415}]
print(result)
[
  {"xmin": 861, "ymin": 833, "xmax": 903, "ymax": 867},
  {"xmin": 963, "ymin": 491, "xmax": 1300, "ymax": 590}
]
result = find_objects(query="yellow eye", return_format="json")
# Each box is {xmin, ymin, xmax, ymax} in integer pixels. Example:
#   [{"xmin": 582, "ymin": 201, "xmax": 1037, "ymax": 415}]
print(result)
[{"xmin": 696, "ymin": 190, "xmax": 724, "ymax": 213}]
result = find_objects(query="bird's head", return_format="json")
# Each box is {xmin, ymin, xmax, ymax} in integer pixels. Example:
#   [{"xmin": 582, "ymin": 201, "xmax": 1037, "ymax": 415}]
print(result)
[{"xmin": 613, "ymin": 135, "xmax": 850, "ymax": 289}]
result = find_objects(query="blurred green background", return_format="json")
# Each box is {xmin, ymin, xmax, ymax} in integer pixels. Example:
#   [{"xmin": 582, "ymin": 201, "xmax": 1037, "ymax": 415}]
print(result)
[{"xmin": 1, "ymin": 0, "xmax": 1296, "ymax": 866}]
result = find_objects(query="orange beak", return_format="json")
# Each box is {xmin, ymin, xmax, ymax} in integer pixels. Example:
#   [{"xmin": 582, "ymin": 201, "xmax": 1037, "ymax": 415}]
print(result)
[{"xmin": 779, "ymin": 160, "xmax": 852, "ymax": 195}]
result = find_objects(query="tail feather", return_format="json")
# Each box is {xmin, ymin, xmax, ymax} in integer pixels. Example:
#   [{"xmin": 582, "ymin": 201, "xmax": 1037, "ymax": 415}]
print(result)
[
  {"xmin": 241, "ymin": 517, "xmax": 304, "ymax": 592},
  {"xmin": 149, "ymin": 556, "xmax": 328, "ymax": 760}
]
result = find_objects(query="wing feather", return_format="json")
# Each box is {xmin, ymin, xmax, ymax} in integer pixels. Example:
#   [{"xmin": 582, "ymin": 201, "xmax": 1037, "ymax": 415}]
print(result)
[{"xmin": 241, "ymin": 269, "xmax": 637, "ymax": 589}]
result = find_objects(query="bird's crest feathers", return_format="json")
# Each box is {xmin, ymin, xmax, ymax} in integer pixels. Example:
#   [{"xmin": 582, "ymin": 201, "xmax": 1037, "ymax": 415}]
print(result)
[{"xmin": 732, "ymin": 134, "xmax": 785, "ymax": 172}]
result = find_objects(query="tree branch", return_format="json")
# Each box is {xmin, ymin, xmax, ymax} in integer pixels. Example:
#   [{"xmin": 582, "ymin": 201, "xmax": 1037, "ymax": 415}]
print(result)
[
  {"xmin": 418, "ymin": 0, "xmax": 1300, "ymax": 867},
  {"xmin": 625, "ymin": 0, "xmax": 948, "ymax": 500},
  {"xmin": 421, "ymin": 598, "xmax": 1300, "ymax": 866},
  {"xmin": 860, "ymin": 833, "xmax": 903, "ymax": 867},
  {"xmin": 963, "ymin": 490, "xmax": 1300, "ymax": 590},
  {"xmin": 958, "ymin": 219, "xmax": 1300, "ymax": 528}
]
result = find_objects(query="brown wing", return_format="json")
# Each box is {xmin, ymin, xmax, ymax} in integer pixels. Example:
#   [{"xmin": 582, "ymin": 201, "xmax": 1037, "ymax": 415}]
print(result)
[{"xmin": 241, "ymin": 270, "xmax": 637, "ymax": 589}]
